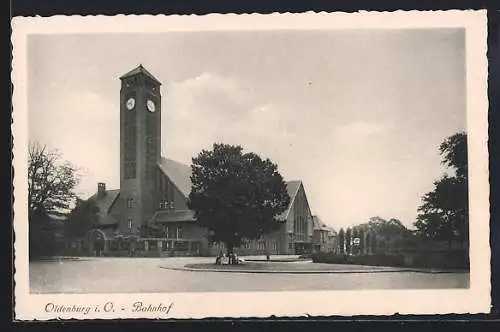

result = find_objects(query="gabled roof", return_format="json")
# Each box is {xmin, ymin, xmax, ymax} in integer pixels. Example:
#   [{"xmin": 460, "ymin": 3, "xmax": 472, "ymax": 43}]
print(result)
[
  {"xmin": 120, "ymin": 64, "xmax": 162, "ymax": 85},
  {"xmin": 89, "ymin": 189, "xmax": 120, "ymax": 225},
  {"xmin": 157, "ymin": 157, "xmax": 304, "ymax": 222},
  {"xmin": 158, "ymin": 157, "xmax": 193, "ymax": 198},
  {"xmin": 312, "ymin": 215, "xmax": 336, "ymax": 233},
  {"xmin": 278, "ymin": 180, "xmax": 302, "ymax": 220}
]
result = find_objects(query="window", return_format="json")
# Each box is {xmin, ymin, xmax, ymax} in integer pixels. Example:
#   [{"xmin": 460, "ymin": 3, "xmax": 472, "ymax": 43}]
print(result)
[
  {"xmin": 176, "ymin": 226, "xmax": 183, "ymax": 239},
  {"xmin": 166, "ymin": 226, "xmax": 174, "ymax": 238},
  {"xmin": 273, "ymin": 242, "xmax": 277, "ymax": 250},
  {"xmin": 127, "ymin": 218, "xmax": 133, "ymax": 230},
  {"xmin": 127, "ymin": 197, "xmax": 134, "ymax": 208},
  {"xmin": 174, "ymin": 241, "xmax": 188, "ymax": 251},
  {"xmin": 159, "ymin": 201, "xmax": 175, "ymax": 210}
]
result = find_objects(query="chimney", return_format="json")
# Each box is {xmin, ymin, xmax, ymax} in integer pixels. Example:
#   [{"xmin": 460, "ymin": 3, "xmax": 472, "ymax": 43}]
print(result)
[{"xmin": 97, "ymin": 182, "xmax": 106, "ymax": 197}]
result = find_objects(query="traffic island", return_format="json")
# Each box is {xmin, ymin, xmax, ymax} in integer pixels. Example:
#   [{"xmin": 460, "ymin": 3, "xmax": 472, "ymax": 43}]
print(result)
[{"xmin": 159, "ymin": 261, "xmax": 463, "ymax": 274}]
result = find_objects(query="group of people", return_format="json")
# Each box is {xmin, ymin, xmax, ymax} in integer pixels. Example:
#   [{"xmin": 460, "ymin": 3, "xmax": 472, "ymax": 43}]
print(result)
[
  {"xmin": 215, "ymin": 251, "xmax": 271, "ymax": 265},
  {"xmin": 215, "ymin": 251, "xmax": 242, "ymax": 265}
]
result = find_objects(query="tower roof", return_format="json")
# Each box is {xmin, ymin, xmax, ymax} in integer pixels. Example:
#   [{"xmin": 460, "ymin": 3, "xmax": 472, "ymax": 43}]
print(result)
[{"xmin": 120, "ymin": 64, "xmax": 162, "ymax": 85}]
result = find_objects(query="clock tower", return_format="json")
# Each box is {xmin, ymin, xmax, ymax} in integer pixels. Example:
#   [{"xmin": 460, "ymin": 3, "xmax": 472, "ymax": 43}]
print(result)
[{"xmin": 119, "ymin": 65, "xmax": 162, "ymax": 234}]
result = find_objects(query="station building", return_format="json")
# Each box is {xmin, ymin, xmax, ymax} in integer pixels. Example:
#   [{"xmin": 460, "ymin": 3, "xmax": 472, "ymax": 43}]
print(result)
[{"xmin": 85, "ymin": 65, "xmax": 320, "ymax": 256}]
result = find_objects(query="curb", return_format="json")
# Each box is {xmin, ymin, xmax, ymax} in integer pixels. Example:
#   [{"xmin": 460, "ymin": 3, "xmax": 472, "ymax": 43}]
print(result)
[
  {"xmin": 243, "ymin": 259, "xmax": 312, "ymax": 263},
  {"xmin": 159, "ymin": 265, "xmax": 465, "ymax": 275}
]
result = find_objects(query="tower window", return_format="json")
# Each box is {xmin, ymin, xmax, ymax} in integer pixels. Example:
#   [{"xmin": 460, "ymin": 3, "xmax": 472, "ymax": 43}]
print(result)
[{"xmin": 127, "ymin": 197, "xmax": 135, "ymax": 208}]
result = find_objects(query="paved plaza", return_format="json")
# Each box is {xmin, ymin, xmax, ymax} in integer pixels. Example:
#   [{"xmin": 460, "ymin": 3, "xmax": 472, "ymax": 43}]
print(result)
[{"xmin": 29, "ymin": 257, "xmax": 470, "ymax": 294}]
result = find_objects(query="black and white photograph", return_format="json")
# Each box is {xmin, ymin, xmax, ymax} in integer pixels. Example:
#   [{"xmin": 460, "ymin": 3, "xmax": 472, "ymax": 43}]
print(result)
[{"xmin": 12, "ymin": 11, "xmax": 490, "ymax": 319}]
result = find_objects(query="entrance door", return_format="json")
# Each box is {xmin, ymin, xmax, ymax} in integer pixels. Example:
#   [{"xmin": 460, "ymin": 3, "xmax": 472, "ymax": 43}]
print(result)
[
  {"xmin": 190, "ymin": 242, "xmax": 200, "ymax": 255},
  {"xmin": 94, "ymin": 239, "xmax": 104, "ymax": 257}
]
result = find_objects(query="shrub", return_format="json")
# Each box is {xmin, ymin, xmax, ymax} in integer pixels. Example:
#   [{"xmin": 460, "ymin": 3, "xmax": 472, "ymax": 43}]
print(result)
[
  {"xmin": 312, "ymin": 252, "xmax": 406, "ymax": 267},
  {"xmin": 410, "ymin": 250, "xmax": 469, "ymax": 270},
  {"xmin": 311, "ymin": 250, "xmax": 469, "ymax": 270}
]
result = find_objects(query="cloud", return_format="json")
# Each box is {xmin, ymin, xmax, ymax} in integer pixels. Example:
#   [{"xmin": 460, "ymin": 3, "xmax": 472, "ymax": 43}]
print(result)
[
  {"xmin": 166, "ymin": 72, "xmax": 254, "ymax": 119},
  {"xmin": 335, "ymin": 121, "xmax": 385, "ymax": 139},
  {"xmin": 29, "ymin": 89, "xmax": 120, "ymax": 198},
  {"xmin": 162, "ymin": 72, "xmax": 298, "ymax": 163}
]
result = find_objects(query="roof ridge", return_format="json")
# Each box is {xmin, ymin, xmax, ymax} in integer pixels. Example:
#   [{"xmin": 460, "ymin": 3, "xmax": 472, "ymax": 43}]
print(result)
[
  {"xmin": 281, "ymin": 180, "xmax": 302, "ymax": 220},
  {"xmin": 107, "ymin": 191, "xmax": 120, "ymax": 214}
]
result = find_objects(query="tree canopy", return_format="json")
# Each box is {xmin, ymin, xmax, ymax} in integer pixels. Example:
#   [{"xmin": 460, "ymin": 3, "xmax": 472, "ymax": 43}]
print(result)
[
  {"xmin": 365, "ymin": 216, "xmax": 408, "ymax": 237},
  {"xmin": 28, "ymin": 141, "xmax": 80, "ymax": 258},
  {"xmin": 28, "ymin": 141, "xmax": 79, "ymax": 220},
  {"xmin": 414, "ymin": 132, "xmax": 468, "ymax": 247},
  {"xmin": 187, "ymin": 143, "xmax": 290, "ymax": 253},
  {"xmin": 439, "ymin": 132, "xmax": 468, "ymax": 179},
  {"xmin": 66, "ymin": 198, "xmax": 100, "ymax": 239},
  {"xmin": 353, "ymin": 216, "xmax": 410, "ymax": 253},
  {"xmin": 345, "ymin": 228, "xmax": 352, "ymax": 255},
  {"xmin": 338, "ymin": 228, "xmax": 345, "ymax": 254}
]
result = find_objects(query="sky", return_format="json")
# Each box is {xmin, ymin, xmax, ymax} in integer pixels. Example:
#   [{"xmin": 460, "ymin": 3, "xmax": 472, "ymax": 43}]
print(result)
[{"xmin": 27, "ymin": 29, "xmax": 466, "ymax": 230}]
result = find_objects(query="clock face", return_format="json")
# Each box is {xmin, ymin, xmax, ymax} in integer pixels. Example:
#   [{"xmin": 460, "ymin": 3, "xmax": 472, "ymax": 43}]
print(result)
[
  {"xmin": 147, "ymin": 99, "xmax": 156, "ymax": 112},
  {"xmin": 126, "ymin": 98, "xmax": 135, "ymax": 110}
]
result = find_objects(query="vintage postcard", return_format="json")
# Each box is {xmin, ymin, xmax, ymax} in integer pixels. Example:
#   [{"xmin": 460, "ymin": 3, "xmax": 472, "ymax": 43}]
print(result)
[{"xmin": 12, "ymin": 11, "xmax": 490, "ymax": 320}]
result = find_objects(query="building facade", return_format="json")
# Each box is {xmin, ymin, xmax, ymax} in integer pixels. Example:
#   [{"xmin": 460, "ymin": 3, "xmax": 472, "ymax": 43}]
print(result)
[
  {"xmin": 312, "ymin": 215, "xmax": 338, "ymax": 253},
  {"xmin": 85, "ymin": 65, "xmax": 318, "ymax": 256}
]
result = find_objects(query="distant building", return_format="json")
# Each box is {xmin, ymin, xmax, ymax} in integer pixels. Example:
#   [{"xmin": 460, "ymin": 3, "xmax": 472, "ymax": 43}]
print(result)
[
  {"xmin": 83, "ymin": 65, "xmax": 317, "ymax": 256},
  {"xmin": 312, "ymin": 215, "xmax": 337, "ymax": 253}
]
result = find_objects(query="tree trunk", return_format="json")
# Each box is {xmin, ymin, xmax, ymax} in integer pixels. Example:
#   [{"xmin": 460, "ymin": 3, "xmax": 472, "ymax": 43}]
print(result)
[
  {"xmin": 227, "ymin": 243, "xmax": 234, "ymax": 264},
  {"xmin": 447, "ymin": 214, "xmax": 453, "ymax": 250}
]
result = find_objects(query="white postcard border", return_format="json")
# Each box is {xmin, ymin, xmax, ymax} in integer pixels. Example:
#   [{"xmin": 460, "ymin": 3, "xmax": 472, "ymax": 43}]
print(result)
[{"xmin": 12, "ymin": 10, "xmax": 490, "ymax": 320}]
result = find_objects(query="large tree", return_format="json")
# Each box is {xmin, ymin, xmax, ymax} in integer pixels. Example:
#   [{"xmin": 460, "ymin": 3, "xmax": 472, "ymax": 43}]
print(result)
[
  {"xmin": 28, "ymin": 141, "xmax": 79, "ymax": 220},
  {"xmin": 28, "ymin": 141, "xmax": 79, "ymax": 258},
  {"xmin": 354, "ymin": 216, "xmax": 409, "ymax": 253},
  {"xmin": 188, "ymin": 143, "xmax": 290, "ymax": 257},
  {"xmin": 358, "ymin": 228, "xmax": 365, "ymax": 254},
  {"xmin": 414, "ymin": 132, "xmax": 468, "ymax": 248},
  {"xmin": 66, "ymin": 198, "xmax": 100, "ymax": 239},
  {"xmin": 338, "ymin": 228, "xmax": 345, "ymax": 254},
  {"xmin": 345, "ymin": 227, "xmax": 352, "ymax": 255},
  {"xmin": 439, "ymin": 132, "xmax": 468, "ymax": 179}
]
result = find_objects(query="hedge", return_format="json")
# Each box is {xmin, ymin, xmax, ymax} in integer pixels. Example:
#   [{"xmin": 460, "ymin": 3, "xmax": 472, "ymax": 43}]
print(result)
[{"xmin": 312, "ymin": 250, "xmax": 469, "ymax": 270}]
